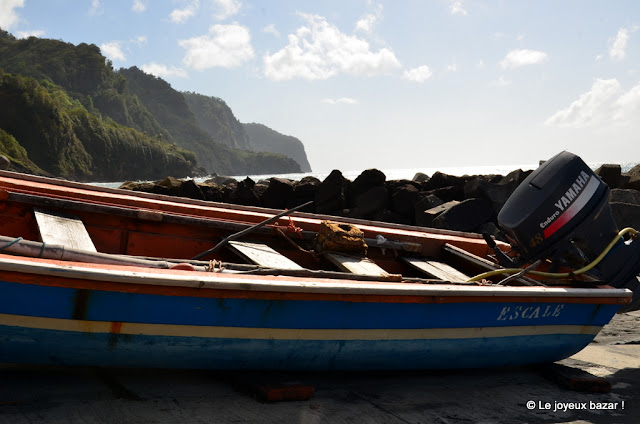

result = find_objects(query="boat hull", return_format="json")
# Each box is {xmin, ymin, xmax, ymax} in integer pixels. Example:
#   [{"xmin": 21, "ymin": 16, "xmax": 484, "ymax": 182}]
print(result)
[{"xmin": 0, "ymin": 271, "xmax": 622, "ymax": 370}]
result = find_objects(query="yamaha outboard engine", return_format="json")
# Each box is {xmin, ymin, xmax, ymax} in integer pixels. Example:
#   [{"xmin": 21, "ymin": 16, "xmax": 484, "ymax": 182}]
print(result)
[{"xmin": 497, "ymin": 151, "xmax": 640, "ymax": 312}]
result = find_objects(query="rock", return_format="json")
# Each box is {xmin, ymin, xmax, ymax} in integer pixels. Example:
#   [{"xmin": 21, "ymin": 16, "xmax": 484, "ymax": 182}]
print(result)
[
  {"xmin": 414, "ymin": 194, "xmax": 444, "ymax": 227},
  {"xmin": 595, "ymin": 164, "xmax": 622, "ymax": 188},
  {"xmin": 624, "ymin": 164, "xmax": 640, "ymax": 190},
  {"xmin": 199, "ymin": 182, "xmax": 223, "ymax": 202},
  {"xmin": 464, "ymin": 169, "xmax": 528, "ymax": 214},
  {"xmin": 425, "ymin": 186, "xmax": 464, "ymax": 202},
  {"xmin": 315, "ymin": 170, "xmax": 350, "ymax": 215},
  {"xmin": 119, "ymin": 181, "xmax": 156, "ymax": 192},
  {"xmin": 146, "ymin": 177, "xmax": 204, "ymax": 200},
  {"xmin": 420, "ymin": 200, "xmax": 460, "ymax": 228},
  {"xmin": 412, "ymin": 172, "xmax": 430, "ymax": 183},
  {"xmin": 0, "ymin": 154, "xmax": 9, "ymax": 170},
  {"xmin": 390, "ymin": 184, "xmax": 420, "ymax": 221},
  {"xmin": 348, "ymin": 186, "xmax": 389, "ymax": 219},
  {"xmin": 234, "ymin": 177, "xmax": 261, "ymax": 206},
  {"xmin": 432, "ymin": 198, "xmax": 494, "ymax": 232},
  {"xmin": 288, "ymin": 176, "xmax": 320, "ymax": 211},
  {"xmin": 204, "ymin": 175, "xmax": 238, "ymax": 187},
  {"xmin": 423, "ymin": 172, "xmax": 466, "ymax": 191},
  {"xmin": 262, "ymin": 177, "xmax": 295, "ymax": 209},
  {"xmin": 610, "ymin": 189, "xmax": 640, "ymax": 205},
  {"xmin": 349, "ymin": 169, "xmax": 386, "ymax": 208},
  {"xmin": 611, "ymin": 202, "xmax": 640, "ymax": 230}
]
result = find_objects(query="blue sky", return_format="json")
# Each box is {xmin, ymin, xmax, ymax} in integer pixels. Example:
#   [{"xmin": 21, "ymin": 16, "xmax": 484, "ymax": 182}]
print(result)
[{"xmin": 2, "ymin": 0, "xmax": 640, "ymax": 173}]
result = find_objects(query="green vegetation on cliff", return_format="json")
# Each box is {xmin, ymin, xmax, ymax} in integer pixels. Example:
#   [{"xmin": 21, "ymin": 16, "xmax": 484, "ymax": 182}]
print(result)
[
  {"xmin": 243, "ymin": 123, "xmax": 312, "ymax": 172},
  {"xmin": 0, "ymin": 29, "xmax": 307, "ymax": 181},
  {"xmin": 0, "ymin": 69, "xmax": 198, "ymax": 181}
]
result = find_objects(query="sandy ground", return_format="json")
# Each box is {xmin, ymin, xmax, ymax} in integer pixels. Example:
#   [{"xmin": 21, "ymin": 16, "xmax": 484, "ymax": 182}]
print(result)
[{"xmin": 1, "ymin": 312, "xmax": 639, "ymax": 424}]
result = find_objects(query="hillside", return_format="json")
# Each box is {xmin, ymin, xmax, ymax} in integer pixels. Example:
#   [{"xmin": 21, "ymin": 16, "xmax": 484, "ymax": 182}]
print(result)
[
  {"xmin": 243, "ymin": 123, "xmax": 312, "ymax": 172},
  {"xmin": 0, "ymin": 29, "xmax": 307, "ymax": 180}
]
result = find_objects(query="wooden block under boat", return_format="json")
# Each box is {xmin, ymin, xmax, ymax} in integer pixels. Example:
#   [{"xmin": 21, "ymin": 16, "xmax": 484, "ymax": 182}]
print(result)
[
  {"xmin": 34, "ymin": 208, "xmax": 97, "ymax": 252},
  {"xmin": 228, "ymin": 241, "xmax": 304, "ymax": 270}
]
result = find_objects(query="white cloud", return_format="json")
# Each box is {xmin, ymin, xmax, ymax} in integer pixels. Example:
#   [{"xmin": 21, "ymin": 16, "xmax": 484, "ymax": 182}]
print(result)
[
  {"xmin": 545, "ymin": 78, "xmax": 622, "ymax": 128},
  {"xmin": 132, "ymin": 0, "xmax": 146, "ymax": 13},
  {"xmin": 263, "ymin": 13, "xmax": 401, "ymax": 81},
  {"xmin": 212, "ymin": 0, "xmax": 241, "ymax": 20},
  {"xmin": 450, "ymin": 1, "xmax": 468, "ymax": 16},
  {"xmin": 500, "ymin": 49, "xmax": 548, "ymax": 69},
  {"xmin": 141, "ymin": 62, "xmax": 188, "ymax": 78},
  {"xmin": 16, "ymin": 29, "xmax": 45, "ymax": 39},
  {"xmin": 131, "ymin": 35, "xmax": 147, "ymax": 46},
  {"xmin": 613, "ymin": 81, "xmax": 640, "ymax": 121},
  {"xmin": 170, "ymin": 0, "xmax": 199, "ymax": 24},
  {"xmin": 322, "ymin": 97, "xmax": 358, "ymax": 105},
  {"xmin": 179, "ymin": 23, "xmax": 254, "ymax": 70},
  {"xmin": 263, "ymin": 24, "xmax": 280, "ymax": 37},
  {"xmin": 609, "ymin": 28, "xmax": 629, "ymax": 61},
  {"xmin": 355, "ymin": 4, "xmax": 383, "ymax": 33},
  {"xmin": 402, "ymin": 65, "xmax": 432, "ymax": 82},
  {"xmin": 100, "ymin": 41, "xmax": 126, "ymax": 61},
  {"xmin": 447, "ymin": 62, "xmax": 457, "ymax": 72},
  {"xmin": 0, "ymin": 0, "xmax": 24, "ymax": 30},
  {"xmin": 89, "ymin": 0, "xmax": 103, "ymax": 16}
]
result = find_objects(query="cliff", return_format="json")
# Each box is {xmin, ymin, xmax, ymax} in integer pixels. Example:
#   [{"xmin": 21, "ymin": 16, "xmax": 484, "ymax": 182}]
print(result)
[{"xmin": 243, "ymin": 123, "xmax": 312, "ymax": 172}]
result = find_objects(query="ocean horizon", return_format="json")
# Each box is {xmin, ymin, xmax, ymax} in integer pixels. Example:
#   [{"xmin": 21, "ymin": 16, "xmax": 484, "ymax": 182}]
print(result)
[{"xmin": 91, "ymin": 161, "xmax": 639, "ymax": 189}]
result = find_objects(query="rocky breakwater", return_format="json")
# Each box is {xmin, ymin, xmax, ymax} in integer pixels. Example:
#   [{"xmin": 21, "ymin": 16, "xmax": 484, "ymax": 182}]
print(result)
[{"xmin": 120, "ymin": 163, "xmax": 640, "ymax": 238}]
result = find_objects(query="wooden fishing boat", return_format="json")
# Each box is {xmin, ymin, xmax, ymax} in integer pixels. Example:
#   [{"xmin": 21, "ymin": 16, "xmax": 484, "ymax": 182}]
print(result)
[{"xmin": 0, "ymin": 166, "xmax": 634, "ymax": 370}]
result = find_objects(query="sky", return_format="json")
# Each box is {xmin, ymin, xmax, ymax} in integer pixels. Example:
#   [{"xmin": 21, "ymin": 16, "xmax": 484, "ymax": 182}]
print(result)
[{"xmin": 1, "ymin": 0, "xmax": 640, "ymax": 173}]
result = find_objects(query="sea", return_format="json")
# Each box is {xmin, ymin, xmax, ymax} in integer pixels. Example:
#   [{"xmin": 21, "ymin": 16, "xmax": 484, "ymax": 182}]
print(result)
[{"xmin": 91, "ymin": 161, "xmax": 639, "ymax": 189}]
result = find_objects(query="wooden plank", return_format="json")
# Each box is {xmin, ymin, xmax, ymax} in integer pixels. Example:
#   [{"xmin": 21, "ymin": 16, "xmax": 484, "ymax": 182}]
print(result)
[
  {"xmin": 34, "ymin": 208, "xmax": 97, "ymax": 252},
  {"xmin": 401, "ymin": 256, "xmax": 470, "ymax": 282},
  {"xmin": 228, "ymin": 241, "xmax": 304, "ymax": 270},
  {"xmin": 324, "ymin": 252, "xmax": 390, "ymax": 277}
]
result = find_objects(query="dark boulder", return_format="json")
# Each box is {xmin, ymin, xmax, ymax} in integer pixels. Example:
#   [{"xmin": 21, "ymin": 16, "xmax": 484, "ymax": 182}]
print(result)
[
  {"xmin": 262, "ymin": 177, "xmax": 295, "ymax": 209},
  {"xmin": 414, "ymin": 194, "xmax": 444, "ymax": 227},
  {"xmin": 348, "ymin": 186, "xmax": 389, "ymax": 219},
  {"xmin": 349, "ymin": 169, "xmax": 386, "ymax": 208},
  {"xmin": 464, "ymin": 169, "xmax": 529, "ymax": 214},
  {"xmin": 423, "ymin": 172, "xmax": 466, "ymax": 191},
  {"xmin": 119, "ymin": 181, "xmax": 156, "ymax": 192},
  {"xmin": 420, "ymin": 200, "xmax": 460, "ymax": 228},
  {"xmin": 610, "ymin": 189, "xmax": 640, "ymax": 205},
  {"xmin": 288, "ymin": 176, "xmax": 320, "ymax": 211},
  {"xmin": 596, "ymin": 164, "xmax": 622, "ymax": 188},
  {"xmin": 412, "ymin": 172, "xmax": 430, "ymax": 183},
  {"xmin": 390, "ymin": 184, "xmax": 420, "ymax": 221},
  {"xmin": 425, "ymin": 185, "xmax": 464, "ymax": 202},
  {"xmin": 432, "ymin": 198, "xmax": 494, "ymax": 232},
  {"xmin": 315, "ymin": 170, "xmax": 350, "ymax": 215},
  {"xmin": 234, "ymin": 177, "xmax": 261, "ymax": 206},
  {"xmin": 0, "ymin": 155, "xmax": 9, "ymax": 170},
  {"xmin": 199, "ymin": 182, "xmax": 223, "ymax": 202},
  {"xmin": 611, "ymin": 202, "xmax": 640, "ymax": 230},
  {"xmin": 624, "ymin": 164, "xmax": 640, "ymax": 191}
]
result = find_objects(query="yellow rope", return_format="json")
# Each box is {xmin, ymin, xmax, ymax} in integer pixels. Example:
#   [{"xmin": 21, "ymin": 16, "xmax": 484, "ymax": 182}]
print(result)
[{"xmin": 467, "ymin": 227, "xmax": 639, "ymax": 282}]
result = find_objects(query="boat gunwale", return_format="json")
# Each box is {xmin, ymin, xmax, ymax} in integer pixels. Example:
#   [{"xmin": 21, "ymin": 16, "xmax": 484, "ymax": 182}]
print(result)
[{"xmin": 0, "ymin": 254, "xmax": 631, "ymax": 304}]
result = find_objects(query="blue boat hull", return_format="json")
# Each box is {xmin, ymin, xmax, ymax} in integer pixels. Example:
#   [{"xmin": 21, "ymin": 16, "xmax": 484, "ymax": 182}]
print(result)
[{"xmin": 0, "ymin": 279, "xmax": 620, "ymax": 370}]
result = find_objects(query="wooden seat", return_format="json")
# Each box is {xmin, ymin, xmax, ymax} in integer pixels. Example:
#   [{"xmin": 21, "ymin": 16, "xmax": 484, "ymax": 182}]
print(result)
[
  {"xmin": 228, "ymin": 241, "xmax": 304, "ymax": 270},
  {"xmin": 324, "ymin": 252, "xmax": 390, "ymax": 278},
  {"xmin": 401, "ymin": 256, "xmax": 470, "ymax": 282},
  {"xmin": 34, "ymin": 208, "xmax": 96, "ymax": 252}
]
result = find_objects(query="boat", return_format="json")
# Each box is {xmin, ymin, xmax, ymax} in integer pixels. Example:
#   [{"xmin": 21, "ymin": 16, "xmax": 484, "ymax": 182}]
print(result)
[{"xmin": 0, "ymin": 151, "xmax": 638, "ymax": 370}]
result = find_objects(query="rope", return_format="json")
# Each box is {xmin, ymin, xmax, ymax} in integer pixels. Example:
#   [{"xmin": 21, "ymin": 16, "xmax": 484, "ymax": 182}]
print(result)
[
  {"xmin": 0, "ymin": 237, "xmax": 23, "ymax": 252},
  {"xmin": 468, "ymin": 227, "xmax": 639, "ymax": 282}
]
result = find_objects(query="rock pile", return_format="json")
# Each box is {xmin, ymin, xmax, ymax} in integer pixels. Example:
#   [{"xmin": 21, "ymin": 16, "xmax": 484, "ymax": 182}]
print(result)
[{"xmin": 120, "ymin": 163, "xmax": 640, "ymax": 238}]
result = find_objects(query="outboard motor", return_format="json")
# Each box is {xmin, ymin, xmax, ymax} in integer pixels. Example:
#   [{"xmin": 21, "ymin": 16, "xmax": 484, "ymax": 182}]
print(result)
[{"xmin": 497, "ymin": 151, "xmax": 640, "ymax": 312}]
